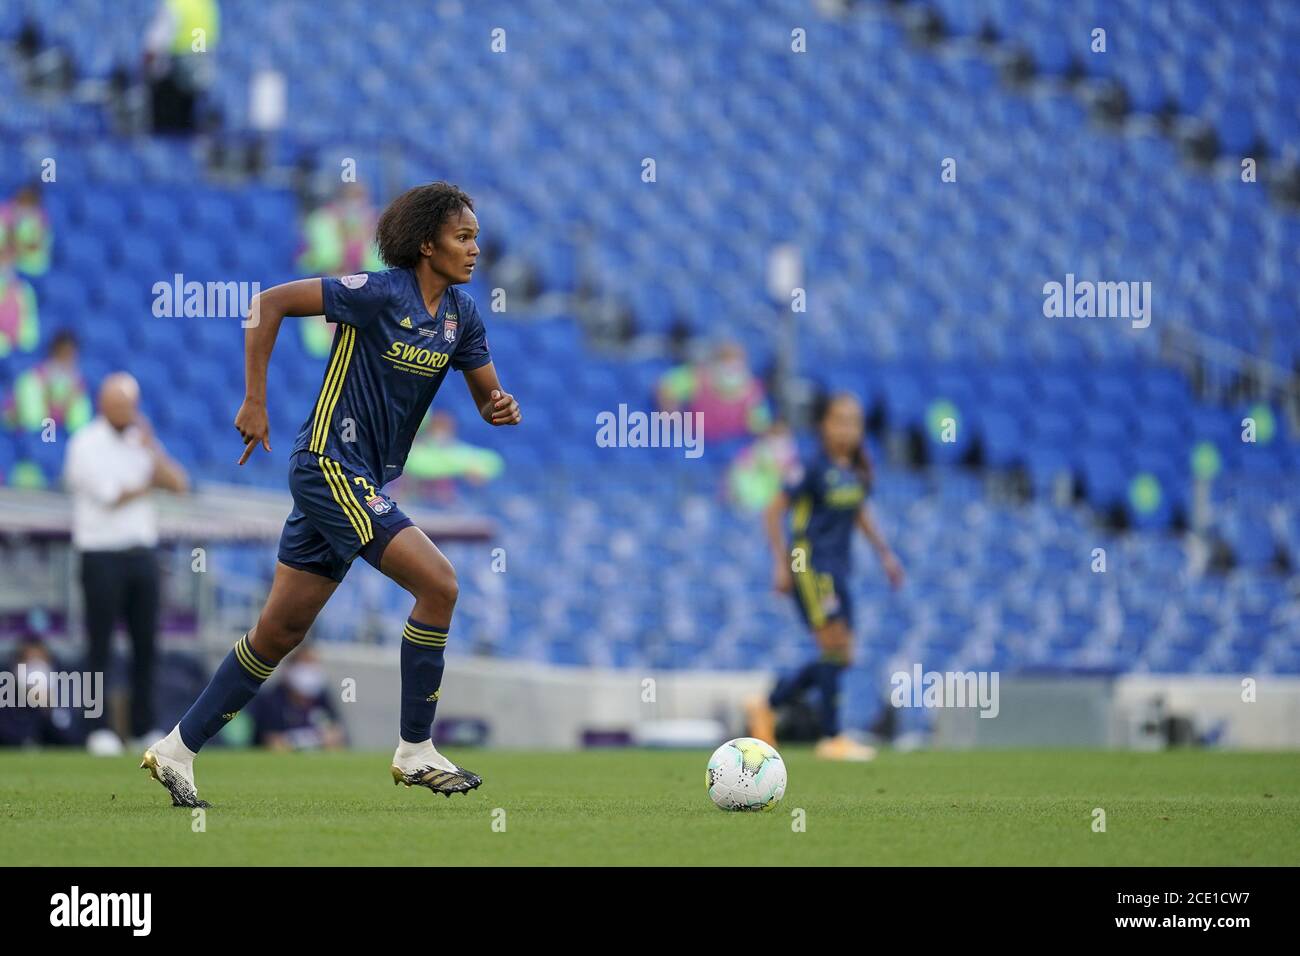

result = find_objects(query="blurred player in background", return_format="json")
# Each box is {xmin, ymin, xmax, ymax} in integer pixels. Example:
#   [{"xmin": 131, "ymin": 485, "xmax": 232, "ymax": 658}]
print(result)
[
  {"xmin": 141, "ymin": 182, "xmax": 521, "ymax": 806},
  {"xmin": 749, "ymin": 392, "xmax": 903, "ymax": 761}
]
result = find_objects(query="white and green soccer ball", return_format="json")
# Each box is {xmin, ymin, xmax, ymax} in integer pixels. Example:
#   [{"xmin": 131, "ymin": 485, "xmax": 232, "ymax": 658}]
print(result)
[{"xmin": 706, "ymin": 737, "xmax": 787, "ymax": 811}]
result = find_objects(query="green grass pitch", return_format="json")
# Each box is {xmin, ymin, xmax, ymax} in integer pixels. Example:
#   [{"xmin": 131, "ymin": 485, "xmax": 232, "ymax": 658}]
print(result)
[{"xmin": 1, "ymin": 749, "xmax": 1297, "ymax": 866}]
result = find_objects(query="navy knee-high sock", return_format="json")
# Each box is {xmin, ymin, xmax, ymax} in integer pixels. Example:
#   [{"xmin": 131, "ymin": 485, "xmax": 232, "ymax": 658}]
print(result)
[
  {"xmin": 813, "ymin": 660, "xmax": 846, "ymax": 738},
  {"xmin": 770, "ymin": 658, "xmax": 822, "ymax": 708},
  {"xmin": 399, "ymin": 618, "xmax": 448, "ymax": 744},
  {"xmin": 178, "ymin": 634, "xmax": 276, "ymax": 752}
]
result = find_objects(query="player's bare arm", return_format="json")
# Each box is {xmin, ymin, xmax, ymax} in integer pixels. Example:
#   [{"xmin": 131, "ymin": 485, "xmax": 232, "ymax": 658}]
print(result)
[
  {"xmin": 856, "ymin": 503, "xmax": 903, "ymax": 589},
  {"xmin": 763, "ymin": 490, "xmax": 792, "ymax": 593},
  {"xmin": 464, "ymin": 361, "xmax": 521, "ymax": 425},
  {"xmin": 235, "ymin": 278, "xmax": 327, "ymax": 463}
]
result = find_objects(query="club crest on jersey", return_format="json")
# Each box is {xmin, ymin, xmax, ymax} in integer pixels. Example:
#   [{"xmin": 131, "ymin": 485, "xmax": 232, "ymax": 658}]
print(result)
[
  {"xmin": 443, "ymin": 314, "xmax": 457, "ymax": 343},
  {"xmin": 365, "ymin": 495, "xmax": 393, "ymax": 515}
]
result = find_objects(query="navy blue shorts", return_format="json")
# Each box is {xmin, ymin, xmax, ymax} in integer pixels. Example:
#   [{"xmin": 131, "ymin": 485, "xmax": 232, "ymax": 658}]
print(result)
[
  {"xmin": 276, "ymin": 452, "xmax": 414, "ymax": 582},
  {"xmin": 790, "ymin": 566, "xmax": 853, "ymax": 631}
]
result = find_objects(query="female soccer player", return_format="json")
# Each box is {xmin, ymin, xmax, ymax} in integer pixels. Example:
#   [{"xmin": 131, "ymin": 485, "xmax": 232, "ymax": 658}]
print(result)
[
  {"xmin": 142, "ymin": 182, "xmax": 519, "ymax": 806},
  {"xmin": 749, "ymin": 392, "xmax": 903, "ymax": 761}
]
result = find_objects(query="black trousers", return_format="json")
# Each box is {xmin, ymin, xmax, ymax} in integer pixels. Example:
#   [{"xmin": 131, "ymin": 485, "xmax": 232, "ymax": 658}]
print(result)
[
  {"xmin": 80, "ymin": 547, "xmax": 160, "ymax": 738},
  {"xmin": 150, "ymin": 59, "xmax": 197, "ymax": 133}
]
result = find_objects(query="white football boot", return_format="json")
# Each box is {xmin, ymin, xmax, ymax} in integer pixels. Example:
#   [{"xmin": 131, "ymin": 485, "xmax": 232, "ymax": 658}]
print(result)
[
  {"xmin": 390, "ymin": 739, "xmax": 482, "ymax": 797},
  {"xmin": 140, "ymin": 726, "xmax": 209, "ymax": 808},
  {"xmin": 814, "ymin": 734, "xmax": 878, "ymax": 762}
]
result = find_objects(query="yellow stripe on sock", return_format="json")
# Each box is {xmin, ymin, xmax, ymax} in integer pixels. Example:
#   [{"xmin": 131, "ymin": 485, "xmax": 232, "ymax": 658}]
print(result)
[
  {"xmin": 405, "ymin": 621, "xmax": 449, "ymax": 638},
  {"xmin": 403, "ymin": 627, "xmax": 447, "ymax": 644},
  {"xmin": 403, "ymin": 628, "xmax": 447, "ymax": 647},
  {"xmin": 234, "ymin": 638, "xmax": 274, "ymax": 680}
]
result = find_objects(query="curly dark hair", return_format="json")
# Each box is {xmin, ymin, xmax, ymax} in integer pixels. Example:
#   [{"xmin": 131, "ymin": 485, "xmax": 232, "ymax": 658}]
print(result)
[{"xmin": 375, "ymin": 182, "xmax": 474, "ymax": 269}]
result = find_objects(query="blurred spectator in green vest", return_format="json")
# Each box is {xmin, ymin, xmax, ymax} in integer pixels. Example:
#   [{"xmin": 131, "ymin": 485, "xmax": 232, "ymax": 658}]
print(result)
[
  {"xmin": 0, "ymin": 184, "xmax": 52, "ymax": 278},
  {"xmin": 727, "ymin": 420, "xmax": 800, "ymax": 512},
  {"xmin": 4, "ymin": 330, "xmax": 92, "ymax": 434},
  {"xmin": 298, "ymin": 182, "xmax": 383, "ymax": 276},
  {"xmin": 298, "ymin": 183, "xmax": 384, "ymax": 359},
  {"xmin": 143, "ymin": 0, "xmax": 220, "ymax": 133},
  {"xmin": 0, "ymin": 240, "xmax": 39, "ymax": 359},
  {"xmin": 657, "ymin": 340, "xmax": 771, "ymax": 443},
  {"xmin": 404, "ymin": 411, "xmax": 504, "ymax": 504}
]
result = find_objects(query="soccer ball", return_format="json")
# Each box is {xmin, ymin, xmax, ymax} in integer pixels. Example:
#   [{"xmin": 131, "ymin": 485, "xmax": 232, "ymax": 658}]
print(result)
[{"xmin": 706, "ymin": 737, "xmax": 787, "ymax": 811}]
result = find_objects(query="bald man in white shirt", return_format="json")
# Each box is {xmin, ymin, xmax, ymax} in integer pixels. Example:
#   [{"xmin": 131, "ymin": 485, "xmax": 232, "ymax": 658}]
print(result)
[{"xmin": 64, "ymin": 373, "xmax": 189, "ymax": 745}]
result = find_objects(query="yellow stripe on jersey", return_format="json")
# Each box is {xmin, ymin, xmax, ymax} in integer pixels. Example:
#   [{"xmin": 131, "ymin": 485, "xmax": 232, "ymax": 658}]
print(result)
[
  {"xmin": 791, "ymin": 494, "xmax": 813, "ymax": 536},
  {"xmin": 308, "ymin": 326, "xmax": 348, "ymax": 453},
  {"xmin": 234, "ymin": 636, "xmax": 274, "ymax": 680},
  {"xmin": 318, "ymin": 325, "xmax": 356, "ymax": 449},
  {"xmin": 310, "ymin": 325, "xmax": 356, "ymax": 453},
  {"xmin": 318, "ymin": 455, "xmax": 373, "ymax": 545}
]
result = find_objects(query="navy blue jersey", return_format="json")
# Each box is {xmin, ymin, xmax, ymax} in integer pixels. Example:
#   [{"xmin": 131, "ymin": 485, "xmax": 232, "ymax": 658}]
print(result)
[
  {"xmin": 785, "ymin": 450, "xmax": 868, "ymax": 575},
  {"xmin": 290, "ymin": 268, "xmax": 491, "ymax": 486}
]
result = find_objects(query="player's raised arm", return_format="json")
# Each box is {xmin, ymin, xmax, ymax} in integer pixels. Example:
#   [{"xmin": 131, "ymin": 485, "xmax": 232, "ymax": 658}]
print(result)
[
  {"xmin": 235, "ymin": 278, "xmax": 326, "ymax": 464},
  {"xmin": 764, "ymin": 490, "xmax": 792, "ymax": 593},
  {"xmin": 463, "ymin": 362, "xmax": 521, "ymax": 426}
]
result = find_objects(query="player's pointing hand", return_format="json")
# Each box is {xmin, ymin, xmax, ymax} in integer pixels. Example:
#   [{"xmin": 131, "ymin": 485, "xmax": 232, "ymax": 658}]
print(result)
[
  {"xmin": 489, "ymin": 388, "xmax": 521, "ymax": 426},
  {"xmin": 234, "ymin": 397, "xmax": 272, "ymax": 464}
]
